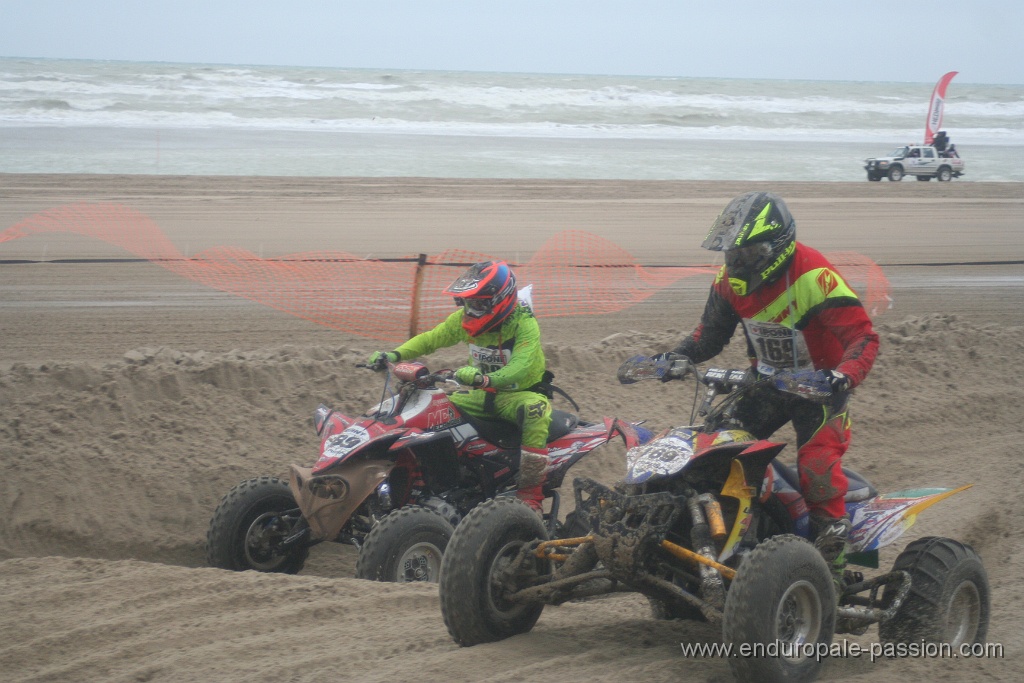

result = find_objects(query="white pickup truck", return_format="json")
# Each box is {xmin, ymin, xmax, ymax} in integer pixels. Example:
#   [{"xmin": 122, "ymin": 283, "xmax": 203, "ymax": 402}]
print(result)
[{"xmin": 864, "ymin": 145, "xmax": 965, "ymax": 182}]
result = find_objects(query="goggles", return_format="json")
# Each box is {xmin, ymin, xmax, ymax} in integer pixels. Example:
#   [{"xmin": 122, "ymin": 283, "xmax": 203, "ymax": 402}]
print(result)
[{"xmin": 455, "ymin": 296, "xmax": 493, "ymax": 318}]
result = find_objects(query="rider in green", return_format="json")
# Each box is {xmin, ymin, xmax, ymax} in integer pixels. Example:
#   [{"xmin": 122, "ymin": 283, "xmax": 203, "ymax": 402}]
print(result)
[{"xmin": 369, "ymin": 261, "xmax": 551, "ymax": 513}]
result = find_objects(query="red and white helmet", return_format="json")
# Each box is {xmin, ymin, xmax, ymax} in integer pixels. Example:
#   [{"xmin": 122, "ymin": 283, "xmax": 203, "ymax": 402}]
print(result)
[{"xmin": 443, "ymin": 261, "xmax": 518, "ymax": 335}]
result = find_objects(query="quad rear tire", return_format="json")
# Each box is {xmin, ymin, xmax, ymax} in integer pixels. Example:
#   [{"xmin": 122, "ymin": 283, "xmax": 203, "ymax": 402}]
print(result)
[
  {"xmin": 355, "ymin": 506, "xmax": 454, "ymax": 582},
  {"xmin": 206, "ymin": 476, "xmax": 309, "ymax": 573},
  {"xmin": 440, "ymin": 498, "xmax": 549, "ymax": 646},
  {"xmin": 879, "ymin": 536, "xmax": 989, "ymax": 647},
  {"xmin": 723, "ymin": 534, "xmax": 836, "ymax": 683}
]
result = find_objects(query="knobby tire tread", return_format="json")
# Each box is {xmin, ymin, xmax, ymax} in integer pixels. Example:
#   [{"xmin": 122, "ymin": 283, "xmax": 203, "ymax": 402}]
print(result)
[
  {"xmin": 439, "ymin": 497, "xmax": 547, "ymax": 646},
  {"xmin": 354, "ymin": 506, "xmax": 453, "ymax": 582},
  {"xmin": 723, "ymin": 534, "xmax": 835, "ymax": 683},
  {"xmin": 879, "ymin": 536, "xmax": 989, "ymax": 644},
  {"xmin": 205, "ymin": 476, "xmax": 308, "ymax": 574}
]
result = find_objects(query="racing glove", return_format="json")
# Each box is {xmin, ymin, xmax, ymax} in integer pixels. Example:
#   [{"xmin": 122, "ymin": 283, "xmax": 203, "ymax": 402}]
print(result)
[
  {"xmin": 822, "ymin": 369, "xmax": 851, "ymax": 393},
  {"xmin": 367, "ymin": 350, "xmax": 399, "ymax": 369},
  {"xmin": 652, "ymin": 352, "xmax": 688, "ymax": 382},
  {"xmin": 773, "ymin": 369, "xmax": 849, "ymax": 402},
  {"xmin": 454, "ymin": 366, "xmax": 490, "ymax": 387}
]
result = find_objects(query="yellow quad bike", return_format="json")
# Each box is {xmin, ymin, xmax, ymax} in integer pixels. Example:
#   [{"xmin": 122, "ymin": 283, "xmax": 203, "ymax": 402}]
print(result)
[{"xmin": 438, "ymin": 356, "xmax": 989, "ymax": 683}]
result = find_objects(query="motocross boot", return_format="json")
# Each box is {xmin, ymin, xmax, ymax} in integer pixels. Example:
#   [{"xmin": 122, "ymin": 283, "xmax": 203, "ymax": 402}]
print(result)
[
  {"xmin": 516, "ymin": 446, "xmax": 548, "ymax": 516},
  {"xmin": 810, "ymin": 513, "xmax": 851, "ymax": 598}
]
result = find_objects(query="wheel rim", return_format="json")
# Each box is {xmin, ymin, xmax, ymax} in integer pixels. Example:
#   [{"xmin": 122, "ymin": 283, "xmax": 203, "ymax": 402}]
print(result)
[
  {"xmin": 244, "ymin": 511, "xmax": 293, "ymax": 571},
  {"xmin": 774, "ymin": 580, "xmax": 823, "ymax": 659},
  {"xmin": 487, "ymin": 539, "xmax": 529, "ymax": 613},
  {"xmin": 944, "ymin": 580, "xmax": 981, "ymax": 646},
  {"xmin": 395, "ymin": 541, "xmax": 444, "ymax": 583}
]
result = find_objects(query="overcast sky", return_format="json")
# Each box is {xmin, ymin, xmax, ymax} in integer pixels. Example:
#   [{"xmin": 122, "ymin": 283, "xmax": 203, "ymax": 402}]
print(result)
[{"xmin": 1, "ymin": 1, "xmax": 1020, "ymax": 84}]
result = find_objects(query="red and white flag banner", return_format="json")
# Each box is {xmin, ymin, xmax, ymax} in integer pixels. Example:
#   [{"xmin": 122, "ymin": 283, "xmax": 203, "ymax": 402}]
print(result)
[{"xmin": 924, "ymin": 71, "xmax": 958, "ymax": 144}]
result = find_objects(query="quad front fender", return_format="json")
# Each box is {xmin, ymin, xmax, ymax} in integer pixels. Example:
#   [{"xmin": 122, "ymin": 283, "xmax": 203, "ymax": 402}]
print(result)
[
  {"xmin": 606, "ymin": 417, "xmax": 655, "ymax": 450},
  {"xmin": 314, "ymin": 404, "xmax": 354, "ymax": 438},
  {"xmin": 314, "ymin": 430, "xmax": 405, "ymax": 473}
]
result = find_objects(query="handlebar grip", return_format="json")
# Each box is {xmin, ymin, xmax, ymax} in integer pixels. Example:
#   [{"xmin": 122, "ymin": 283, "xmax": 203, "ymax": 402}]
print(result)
[{"xmin": 668, "ymin": 360, "xmax": 690, "ymax": 377}]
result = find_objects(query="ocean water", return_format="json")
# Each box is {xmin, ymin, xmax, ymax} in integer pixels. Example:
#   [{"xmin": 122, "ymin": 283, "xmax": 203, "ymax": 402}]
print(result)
[{"xmin": 2, "ymin": 57, "xmax": 1022, "ymax": 182}]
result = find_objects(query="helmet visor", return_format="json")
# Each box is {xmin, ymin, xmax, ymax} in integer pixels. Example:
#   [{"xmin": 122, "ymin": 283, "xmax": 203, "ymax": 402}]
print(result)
[{"xmin": 724, "ymin": 242, "xmax": 773, "ymax": 277}]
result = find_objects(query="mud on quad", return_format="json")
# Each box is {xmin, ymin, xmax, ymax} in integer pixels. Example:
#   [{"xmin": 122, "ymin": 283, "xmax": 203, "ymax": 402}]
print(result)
[
  {"xmin": 439, "ymin": 356, "xmax": 990, "ymax": 683},
  {"xmin": 206, "ymin": 359, "xmax": 650, "ymax": 583}
]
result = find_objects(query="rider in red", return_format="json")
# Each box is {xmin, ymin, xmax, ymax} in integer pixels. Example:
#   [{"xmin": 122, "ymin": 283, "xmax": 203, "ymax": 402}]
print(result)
[{"xmin": 661, "ymin": 191, "xmax": 878, "ymax": 582}]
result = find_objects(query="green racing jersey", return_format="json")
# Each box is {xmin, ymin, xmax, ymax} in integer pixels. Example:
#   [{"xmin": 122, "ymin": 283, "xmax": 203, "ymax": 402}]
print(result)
[{"xmin": 394, "ymin": 304, "xmax": 546, "ymax": 391}]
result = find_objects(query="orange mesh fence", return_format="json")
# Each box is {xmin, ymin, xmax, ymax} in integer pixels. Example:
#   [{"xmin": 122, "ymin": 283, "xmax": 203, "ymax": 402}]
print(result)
[
  {"xmin": 818, "ymin": 252, "xmax": 895, "ymax": 318},
  {"xmin": 1, "ymin": 203, "xmax": 892, "ymax": 343},
  {"xmin": 419, "ymin": 230, "xmax": 718, "ymax": 328}
]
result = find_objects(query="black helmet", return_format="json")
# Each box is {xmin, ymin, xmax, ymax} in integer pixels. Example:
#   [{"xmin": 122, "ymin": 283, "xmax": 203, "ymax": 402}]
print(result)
[{"xmin": 701, "ymin": 191, "xmax": 796, "ymax": 295}]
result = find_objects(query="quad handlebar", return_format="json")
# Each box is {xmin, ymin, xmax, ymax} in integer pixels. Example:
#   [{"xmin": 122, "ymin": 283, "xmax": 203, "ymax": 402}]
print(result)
[
  {"xmin": 617, "ymin": 354, "xmax": 835, "ymax": 405},
  {"xmin": 358, "ymin": 360, "xmax": 466, "ymax": 389}
]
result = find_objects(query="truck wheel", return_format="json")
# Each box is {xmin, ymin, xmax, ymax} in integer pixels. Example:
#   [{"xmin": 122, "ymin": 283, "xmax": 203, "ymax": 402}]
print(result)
[
  {"xmin": 206, "ymin": 477, "xmax": 309, "ymax": 573},
  {"xmin": 887, "ymin": 166, "xmax": 904, "ymax": 181},
  {"xmin": 440, "ymin": 498, "xmax": 548, "ymax": 646},
  {"xmin": 723, "ymin": 534, "xmax": 836, "ymax": 683},
  {"xmin": 866, "ymin": 172, "xmax": 881, "ymax": 182},
  {"xmin": 937, "ymin": 166, "xmax": 953, "ymax": 182},
  {"xmin": 879, "ymin": 537, "xmax": 989, "ymax": 647},
  {"xmin": 916, "ymin": 175, "xmax": 932, "ymax": 181},
  {"xmin": 355, "ymin": 506, "xmax": 454, "ymax": 582}
]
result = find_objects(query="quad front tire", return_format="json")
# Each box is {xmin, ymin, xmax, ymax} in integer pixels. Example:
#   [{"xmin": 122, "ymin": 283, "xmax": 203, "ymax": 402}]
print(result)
[
  {"xmin": 206, "ymin": 476, "xmax": 309, "ymax": 573},
  {"xmin": 723, "ymin": 534, "xmax": 836, "ymax": 683},
  {"xmin": 440, "ymin": 498, "xmax": 549, "ymax": 646},
  {"xmin": 355, "ymin": 506, "xmax": 454, "ymax": 582},
  {"xmin": 879, "ymin": 536, "xmax": 989, "ymax": 647}
]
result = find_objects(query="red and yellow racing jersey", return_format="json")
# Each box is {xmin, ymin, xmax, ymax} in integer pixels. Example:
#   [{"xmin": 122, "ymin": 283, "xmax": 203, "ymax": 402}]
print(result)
[{"xmin": 674, "ymin": 242, "xmax": 878, "ymax": 388}]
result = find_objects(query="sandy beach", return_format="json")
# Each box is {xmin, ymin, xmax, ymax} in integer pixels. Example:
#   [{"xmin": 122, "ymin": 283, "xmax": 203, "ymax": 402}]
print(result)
[{"xmin": 1, "ymin": 174, "xmax": 1022, "ymax": 682}]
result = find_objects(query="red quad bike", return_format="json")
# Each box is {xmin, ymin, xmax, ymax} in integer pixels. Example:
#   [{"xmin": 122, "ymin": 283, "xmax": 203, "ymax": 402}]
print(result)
[
  {"xmin": 206, "ymin": 359, "xmax": 651, "ymax": 583},
  {"xmin": 439, "ymin": 355, "xmax": 990, "ymax": 683}
]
